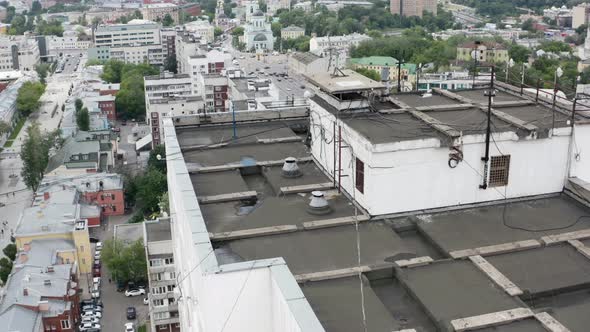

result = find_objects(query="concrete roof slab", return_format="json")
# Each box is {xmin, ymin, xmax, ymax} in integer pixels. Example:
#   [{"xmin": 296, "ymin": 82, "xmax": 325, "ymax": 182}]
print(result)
[
  {"xmin": 191, "ymin": 170, "xmax": 248, "ymax": 197},
  {"xmin": 392, "ymin": 93, "xmax": 459, "ymax": 108}
]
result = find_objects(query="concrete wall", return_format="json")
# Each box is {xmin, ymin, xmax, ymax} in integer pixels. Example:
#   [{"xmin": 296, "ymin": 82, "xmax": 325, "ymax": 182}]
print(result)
[
  {"xmin": 569, "ymin": 125, "xmax": 590, "ymax": 183},
  {"xmin": 310, "ymin": 99, "xmax": 580, "ymax": 216}
]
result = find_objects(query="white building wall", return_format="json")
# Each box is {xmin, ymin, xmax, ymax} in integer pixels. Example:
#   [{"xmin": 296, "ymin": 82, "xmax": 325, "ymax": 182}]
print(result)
[
  {"xmin": 310, "ymin": 99, "xmax": 579, "ymax": 216},
  {"xmin": 569, "ymin": 125, "xmax": 590, "ymax": 183}
]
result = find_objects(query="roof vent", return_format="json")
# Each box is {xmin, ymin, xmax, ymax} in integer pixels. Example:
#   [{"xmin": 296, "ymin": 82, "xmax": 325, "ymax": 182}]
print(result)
[
  {"xmin": 282, "ymin": 157, "xmax": 302, "ymax": 178},
  {"xmin": 46, "ymin": 266, "xmax": 55, "ymax": 273},
  {"xmin": 307, "ymin": 191, "xmax": 332, "ymax": 215},
  {"xmin": 43, "ymin": 279, "xmax": 51, "ymax": 286}
]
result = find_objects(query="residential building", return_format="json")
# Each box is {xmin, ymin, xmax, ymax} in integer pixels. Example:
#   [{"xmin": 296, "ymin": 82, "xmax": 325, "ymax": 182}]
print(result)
[
  {"xmin": 243, "ymin": 9, "xmax": 274, "ymax": 51},
  {"xmin": 161, "ymin": 28, "xmax": 177, "ymax": 58},
  {"xmin": 229, "ymin": 76, "xmax": 280, "ymax": 110},
  {"xmin": 45, "ymin": 30, "xmax": 91, "ymax": 57},
  {"xmin": 41, "ymin": 173, "xmax": 125, "ymax": 216},
  {"xmin": 181, "ymin": 3, "xmax": 201, "ymax": 16},
  {"xmin": 309, "ymin": 33, "xmax": 371, "ymax": 68},
  {"xmin": 144, "ymin": 72, "xmax": 194, "ymax": 100},
  {"xmin": 147, "ymin": 95, "xmax": 205, "ymax": 146},
  {"xmin": 200, "ymin": 73, "xmax": 229, "ymax": 112},
  {"xmin": 141, "ymin": 3, "xmax": 179, "ymax": 23},
  {"xmin": 543, "ymin": 5, "xmax": 572, "ymax": 27},
  {"xmin": 46, "ymin": 130, "xmax": 116, "ymax": 177},
  {"xmin": 316, "ymin": 0, "xmax": 373, "ymax": 11},
  {"xmin": 83, "ymin": 94, "xmax": 117, "ymax": 121},
  {"xmin": 175, "ymin": 33, "xmax": 230, "ymax": 76},
  {"xmin": 293, "ymin": 1, "xmax": 313, "ymax": 12},
  {"xmin": 289, "ymin": 51, "xmax": 330, "ymax": 75},
  {"xmin": 14, "ymin": 186, "xmax": 93, "ymax": 273},
  {"xmin": 0, "ymin": 74, "xmax": 32, "ymax": 145},
  {"xmin": 281, "ymin": 25, "xmax": 305, "ymax": 40},
  {"xmin": 456, "ymin": 41, "xmax": 509, "ymax": 63},
  {"xmin": 182, "ymin": 20, "xmax": 215, "ymax": 44},
  {"xmin": 416, "ymin": 71, "xmax": 490, "ymax": 91},
  {"xmin": 266, "ymin": 0, "xmax": 290, "ymax": 16},
  {"xmin": 0, "ymin": 262, "xmax": 80, "ymax": 332},
  {"xmin": 349, "ymin": 56, "xmax": 416, "ymax": 85},
  {"xmin": 573, "ymin": 2, "xmax": 590, "ymax": 28},
  {"xmin": 390, "ymin": 0, "xmax": 437, "ymax": 17},
  {"xmin": 143, "ymin": 218, "xmax": 180, "ymax": 332},
  {"xmin": 0, "ymin": 35, "xmax": 40, "ymax": 72}
]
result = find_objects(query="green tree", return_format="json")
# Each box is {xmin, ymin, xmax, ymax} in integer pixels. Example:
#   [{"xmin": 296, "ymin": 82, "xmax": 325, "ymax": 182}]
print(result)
[
  {"xmin": 354, "ymin": 67, "xmax": 381, "ymax": 81},
  {"xmin": 35, "ymin": 19, "xmax": 64, "ymax": 36},
  {"xmin": 74, "ymin": 98, "xmax": 83, "ymax": 112},
  {"xmin": 521, "ymin": 18, "xmax": 535, "ymax": 32},
  {"xmin": 76, "ymin": 107, "xmax": 89, "ymax": 131},
  {"xmin": 148, "ymin": 144, "xmax": 166, "ymax": 173},
  {"xmin": 214, "ymin": 27, "xmax": 223, "ymax": 38},
  {"xmin": 162, "ymin": 13, "xmax": 174, "ymax": 26},
  {"xmin": 101, "ymin": 239, "xmax": 147, "ymax": 284},
  {"xmin": 0, "ymin": 121, "xmax": 10, "ymax": 135},
  {"xmin": 0, "ymin": 257, "xmax": 12, "ymax": 284},
  {"xmin": 16, "ymin": 81, "xmax": 45, "ymax": 117},
  {"xmin": 164, "ymin": 54, "xmax": 177, "ymax": 73},
  {"xmin": 258, "ymin": 0, "xmax": 267, "ymax": 12},
  {"xmin": 35, "ymin": 63, "xmax": 50, "ymax": 84},
  {"xmin": 2, "ymin": 244, "xmax": 16, "ymax": 261},
  {"xmin": 135, "ymin": 168, "xmax": 167, "ymax": 214},
  {"xmin": 508, "ymin": 44, "xmax": 530, "ymax": 63},
  {"xmin": 20, "ymin": 123, "xmax": 57, "ymax": 191},
  {"xmin": 231, "ymin": 26, "xmax": 244, "ymax": 36},
  {"xmin": 271, "ymin": 22, "xmax": 282, "ymax": 37}
]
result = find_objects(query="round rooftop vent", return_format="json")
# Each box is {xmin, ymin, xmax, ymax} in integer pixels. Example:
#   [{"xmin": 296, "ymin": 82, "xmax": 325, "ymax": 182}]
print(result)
[
  {"xmin": 307, "ymin": 191, "xmax": 332, "ymax": 215},
  {"xmin": 282, "ymin": 157, "xmax": 302, "ymax": 178}
]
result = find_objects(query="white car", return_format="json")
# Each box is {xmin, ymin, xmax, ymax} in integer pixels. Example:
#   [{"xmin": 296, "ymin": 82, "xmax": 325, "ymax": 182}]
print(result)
[
  {"xmin": 143, "ymin": 297, "xmax": 149, "ymax": 305},
  {"xmin": 125, "ymin": 288, "xmax": 146, "ymax": 297},
  {"xmin": 91, "ymin": 290, "xmax": 100, "ymax": 299},
  {"xmin": 125, "ymin": 322, "xmax": 135, "ymax": 332},
  {"xmin": 82, "ymin": 310, "xmax": 102, "ymax": 319},
  {"xmin": 81, "ymin": 305, "xmax": 102, "ymax": 312},
  {"xmin": 96, "ymin": 242, "xmax": 103, "ymax": 251},
  {"xmin": 79, "ymin": 323, "xmax": 101, "ymax": 331},
  {"xmin": 80, "ymin": 317, "xmax": 100, "ymax": 324},
  {"xmin": 93, "ymin": 277, "xmax": 101, "ymax": 287},
  {"xmin": 94, "ymin": 252, "xmax": 101, "ymax": 260}
]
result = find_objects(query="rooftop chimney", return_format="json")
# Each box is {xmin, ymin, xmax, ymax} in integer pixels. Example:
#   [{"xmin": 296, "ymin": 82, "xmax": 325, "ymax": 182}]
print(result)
[
  {"xmin": 307, "ymin": 191, "xmax": 332, "ymax": 215},
  {"xmin": 38, "ymin": 301, "xmax": 49, "ymax": 312},
  {"xmin": 281, "ymin": 157, "xmax": 302, "ymax": 178},
  {"xmin": 43, "ymin": 192, "xmax": 50, "ymax": 201},
  {"xmin": 23, "ymin": 288, "xmax": 28, "ymax": 296}
]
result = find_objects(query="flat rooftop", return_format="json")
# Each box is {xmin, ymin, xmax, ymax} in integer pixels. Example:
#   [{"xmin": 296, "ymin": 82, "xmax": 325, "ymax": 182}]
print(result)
[
  {"xmin": 423, "ymin": 107, "xmax": 519, "ymax": 135},
  {"xmin": 392, "ymin": 93, "xmax": 461, "ymax": 107},
  {"xmin": 486, "ymin": 244, "xmax": 590, "ymax": 298},
  {"xmin": 454, "ymin": 89, "xmax": 523, "ymax": 103},
  {"xmin": 498, "ymin": 104, "xmax": 571, "ymax": 129},
  {"xmin": 416, "ymin": 195, "xmax": 590, "ymax": 255},
  {"xmin": 529, "ymin": 290, "xmax": 590, "ymax": 332},
  {"xmin": 475, "ymin": 319, "xmax": 546, "ymax": 332},
  {"xmin": 398, "ymin": 260, "xmax": 524, "ymax": 330},
  {"xmin": 305, "ymin": 69, "xmax": 386, "ymax": 94}
]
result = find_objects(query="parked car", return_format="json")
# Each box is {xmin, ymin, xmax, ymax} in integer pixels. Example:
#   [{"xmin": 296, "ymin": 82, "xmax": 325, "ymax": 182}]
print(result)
[
  {"xmin": 94, "ymin": 252, "xmax": 101, "ymax": 260},
  {"xmin": 93, "ymin": 267, "xmax": 101, "ymax": 278},
  {"xmin": 125, "ymin": 322, "xmax": 135, "ymax": 332},
  {"xmin": 96, "ymin": 242, "xmax": 103, "ymax": 251},
  {"xmin": 125, "ymin": 288, "xmax": 146, "ymax": 297},
  {"xmin": 93, "ymin": 277, "xmax": 101, "ymax": 287},
  {"xmin": 89, "ymin": 237, "xmax": 99, "ymax": 243},
  {"xmin": 81, "ymin": 310, "xmax": 102, "ymax": 319},
  {"xmin": 93, "ymin": 261, "xmax": 101, "ymax": 269},
  {"xmin": 79, "ymin": 323, "xmax": 101, "ymax": 331},
  {"xmin": 126, "ymin": 306, "xmax": 136, "ymax": 320},
  {"xmin": 80, "ymin": 316, "xmax": 100, "ymax": 324},
  {"xmin": 111, "ymin": 127, "xmax": 121, "ymax": 133},
  {"xmin": 143, "ymin": 297, "xmax": 149, "ymax": 305},
  {"xmin": 80, "ymin": 299, "xmax": 95, "ymax": 307},
  {"xmin": 91, "ymin": 290, "xmax": 100, "ymax": 299}
]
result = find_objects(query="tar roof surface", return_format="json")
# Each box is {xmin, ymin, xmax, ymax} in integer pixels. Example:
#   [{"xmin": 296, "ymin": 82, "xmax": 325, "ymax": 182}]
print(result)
[
  {"xmin": 183, "ymin": 141, "xmax": 310, "ymax": 167},
  {"xmin": 423, "ymin": 107, "xmax": 518, "ymax": 135},
  {"xmin": 454, "ymin": 89, "xmax": 524, "ymax": 103},
  {"xmin": 498, "ymin": 105, "xmax": 571, "ymax": 129},
  {"xmin": 393, "ymin": 93, "xmax": 460, "ymax": 107},
  {"xmin": 474, "ymin": 318, "xmax": 546, "ymax": 332},
  {"xmin": 145, "ymin": 219, "xmax": 172, "ymax": 242},
  {"xmin": 416, "ymin": 195, "xmax": 590, "ymax": 254},
  {"xmin": 529, "ymin": 290, "xmax": 590, "ymax": 332},
  {"xmin": 176, "ymin": 122, "xmax": 301, "ymax": 147},
  {"xmin": 398, "ymin": 260, "xmax": 524, "ymax": 330},
  {"xmin": 486, "ymin": 244, "xmax": 590, "ymax": 297},
  {"xmin": 191, "ymin": 170, "xmax": 248, "ymax": 197},
  {"xmin": 301, "ymin": 277, "xmax": 397, "ymax": 332},
  {"xmin": 341, "ymin": 112, "xmax": 443, "ymax": 144},
  {"xmin": 224, "ymin": 222, "xmax": 409, "ymax": 274},
  {"xmin": 201, "ymin": 191, "xmax": 356, "ymax": 234}
]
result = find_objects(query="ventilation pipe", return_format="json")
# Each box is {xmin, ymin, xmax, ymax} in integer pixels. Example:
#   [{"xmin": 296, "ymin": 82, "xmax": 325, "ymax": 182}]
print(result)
[
  {"xmin": 281, "ymin": 157, "xmax": 302, "ymax": 178},
  {"xmin": 307, "ymin": 191, "xmax": 332, "ymax": 215}
]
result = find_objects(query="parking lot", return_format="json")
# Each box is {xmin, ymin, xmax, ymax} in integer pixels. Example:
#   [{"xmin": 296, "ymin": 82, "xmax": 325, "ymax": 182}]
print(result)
[{"xmin": 79, "ymin": 214, "xmax": 150, "ymax": 332}]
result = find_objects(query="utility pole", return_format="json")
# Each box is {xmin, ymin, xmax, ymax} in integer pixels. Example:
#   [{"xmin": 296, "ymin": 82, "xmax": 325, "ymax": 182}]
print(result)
[
  {"xmin": 480, "ymin": 65, "xmax": 495, "ymax": 190},
  {"xmin": 520, "ymin": 63, "xmax": 525, "ymax": 95},
  {"xmin": 415, "ymin": 63, "xmax": 421, "ymax": 92},
  {"xmin": 551, "ymin": 67, "xmax": 563, "ymax": 134}
]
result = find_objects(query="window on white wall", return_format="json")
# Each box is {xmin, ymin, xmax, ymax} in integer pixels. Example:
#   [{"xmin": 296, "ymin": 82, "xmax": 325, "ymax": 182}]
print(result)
[{"xmin": 489, "ymin": 155, "xmax": 510, "ymax": 187}]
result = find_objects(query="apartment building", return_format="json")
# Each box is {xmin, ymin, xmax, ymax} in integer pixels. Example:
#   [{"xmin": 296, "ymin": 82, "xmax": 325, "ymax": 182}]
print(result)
[
  {"xmin": 200, "ymin": 73, "xmax": 229, "ymax": 112},
  {"xmin": 573, "ymin": 2, "xmax": 590, "ymax": 28},
  {"xmin": 183, "ymin": 20, "xmax": 215, "ymax": 43},
  {"xmin": 390, "ymin": 0, "xmax": 437, "ymax": 17},
  {"xmin": 45, "ymin": 30, "xmax": 91, "ymax": 57},
  {"xmin": 144, "ymin": 72, "xmax": 194, "ymax": 100},
  {"xmin": 266, "ymin": 0, "xmax": 290, "ymax": 16},
  {"xmin": 161, "ymin": 28, "xmax": 177, "ymax": 58},
  {"xmin": 309, "ymin": 33, "xmax": 370, "ymax": 68},
  {"xmin": 143, "ymin": 218, "xmax": 180, "ymax": 332},
  {"xmin": 141, "ymin": 3, "xmax": 179, "ymax": 24},
  {"xmin": 0, "ymin": 35, "xmax": 40, "ymax": 72},
  {"xmin": 280, "ymin": 25, "xmax": 305, "ymax": 40},
  {"xmin": 456, "ymin": 41, "xmax": 509, "ymax": 63},
  {"xmin": 349, "ymin": 56, "xmax": 416, "ymax": 85}
]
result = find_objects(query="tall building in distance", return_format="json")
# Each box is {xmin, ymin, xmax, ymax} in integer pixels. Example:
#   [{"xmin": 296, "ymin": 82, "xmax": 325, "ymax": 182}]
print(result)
[{"xmin": 390, "ymin": 0, "xmax": 437, "ymax": 17}]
